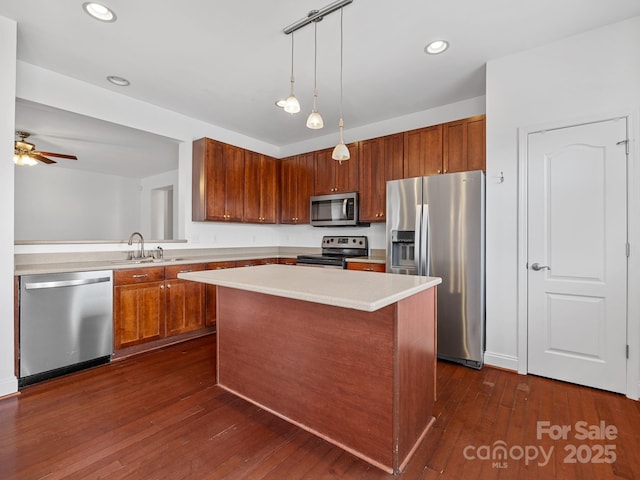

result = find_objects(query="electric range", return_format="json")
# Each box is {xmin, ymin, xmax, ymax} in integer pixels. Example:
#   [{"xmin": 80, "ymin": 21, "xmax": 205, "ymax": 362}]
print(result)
[{"xmin": 296, "ymin": 236, "xmax": 368, "ymax": 268}]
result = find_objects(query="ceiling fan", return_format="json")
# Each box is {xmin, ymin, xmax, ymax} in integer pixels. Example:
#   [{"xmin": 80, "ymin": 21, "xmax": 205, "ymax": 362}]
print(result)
[{"xmin": 14, "ymin": 131, "xmax": 78, "ymax": 166}]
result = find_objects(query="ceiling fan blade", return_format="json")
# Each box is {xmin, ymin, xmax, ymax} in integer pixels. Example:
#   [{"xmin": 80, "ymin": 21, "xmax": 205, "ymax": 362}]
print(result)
[
  {"xmin": 31, "ymin": 153, "xmax": 57, "ymax": 164},
  {"xmin": 36, "ymin": 151, "xmax": 78, "ymax": 160}
]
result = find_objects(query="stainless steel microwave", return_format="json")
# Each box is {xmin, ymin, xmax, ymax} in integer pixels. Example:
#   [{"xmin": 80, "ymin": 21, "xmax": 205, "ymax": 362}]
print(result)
[{"xmin": 310, "ymin": 192, "xmax": 360, "ymax": 227}]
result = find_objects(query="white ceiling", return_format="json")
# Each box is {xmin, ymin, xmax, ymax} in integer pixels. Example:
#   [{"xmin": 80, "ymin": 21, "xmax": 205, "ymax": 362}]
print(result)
[
  {"xmin": 3, "ymin": 0, "xmax": 640, "ymax": 175},
  {"xmin": 15, "ymin": 99, "xmax": 179, "ymax": 178}
]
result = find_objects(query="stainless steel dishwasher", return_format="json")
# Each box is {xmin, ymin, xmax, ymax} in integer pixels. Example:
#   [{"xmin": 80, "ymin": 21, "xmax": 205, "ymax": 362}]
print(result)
[{"xmin": 19, "ymin": 270, "xmax": 113, "ymax": 387}]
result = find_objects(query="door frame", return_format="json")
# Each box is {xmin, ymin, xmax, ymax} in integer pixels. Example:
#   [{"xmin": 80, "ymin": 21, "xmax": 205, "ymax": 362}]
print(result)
[{"xmin": 516, "ymin": 109, "xmax": 640, "ymax": 400}]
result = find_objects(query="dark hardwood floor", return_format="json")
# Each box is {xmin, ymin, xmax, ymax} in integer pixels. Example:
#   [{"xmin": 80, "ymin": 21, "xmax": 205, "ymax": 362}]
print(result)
[{"xmin": 1, "ymin": 335, "xmax": 638, "ymax": 479}]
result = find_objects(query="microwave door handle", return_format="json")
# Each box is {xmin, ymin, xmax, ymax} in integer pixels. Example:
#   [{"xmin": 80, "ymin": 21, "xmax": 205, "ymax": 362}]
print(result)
[{"xmin": 343, "ymin": 198, "xmax": 348, "ymax": 219}]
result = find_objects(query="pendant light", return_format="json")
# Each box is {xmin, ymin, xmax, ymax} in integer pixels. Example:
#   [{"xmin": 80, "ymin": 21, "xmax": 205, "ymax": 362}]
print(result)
[
  {"xmin": 331, "ymin": 7, "xmax": 349, "ymax": 163},
  {"xmin": 306, "ymin": 22, "xmax": 324, "ymax": 129},
  {"xmin": 283, "ymin": 32, "xmax": 301, "ymax": 114}
]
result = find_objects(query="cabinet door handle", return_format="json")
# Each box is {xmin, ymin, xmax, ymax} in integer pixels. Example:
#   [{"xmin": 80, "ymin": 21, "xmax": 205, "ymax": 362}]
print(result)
[
  {"xmin": 132, "ymin": 274, "xmax": 149, "ymax": 279},
  {"xmin": 178, "ymin": 270, "xmax": 193, "ymax": 274}
]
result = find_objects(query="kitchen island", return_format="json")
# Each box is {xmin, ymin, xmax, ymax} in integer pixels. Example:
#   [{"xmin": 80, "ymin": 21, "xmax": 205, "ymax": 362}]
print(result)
[{"xmin": 179, "ymin": 265, "xmax": 441, "ymax": 474}]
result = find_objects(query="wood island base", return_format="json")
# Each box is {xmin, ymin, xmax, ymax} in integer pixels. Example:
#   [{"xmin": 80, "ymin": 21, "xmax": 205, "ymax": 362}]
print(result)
[{"xmin": 215, "ymin": 285, "xmax": 437, "ymax": 474}]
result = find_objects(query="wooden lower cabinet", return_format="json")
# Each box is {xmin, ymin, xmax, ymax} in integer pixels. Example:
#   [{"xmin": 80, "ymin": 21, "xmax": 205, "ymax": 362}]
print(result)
[
  {"xmin": 346, "ymin": 261, "xmax": 386, "ymax": 273},
  {"xmin": 165, "ymin": 264, "xmax": 206, "ymax": 336},
  {"xmin": 114, "ymin": 264, "xmax": 210, "ymax": 350},
  {"xmin": 204, "ymin": 261, "xmax": 236, "ymax": 328},
  {"xmin": 114, "ymin": 267, "xmax": 166, "ymax": 350},
  {"xmin": 278, "ymin": 257, "xmax": 297, "ymax": 265},
  {"xmin": 236, "ymin": 257, "xmax": 279, "ymax": 267},
  {"xmin": 112, "ymin": 256, "xmax": 334, "ymax": 350}
]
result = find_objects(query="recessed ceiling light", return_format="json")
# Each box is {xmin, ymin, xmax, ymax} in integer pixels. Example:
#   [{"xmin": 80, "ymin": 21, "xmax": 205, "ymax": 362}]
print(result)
[
  {"xmin": 425, "ymin": 40, "xmax": 449, "ymax": 55},
  {"xmin": 107, "ymin": 75, "xmax": 130, "ymax": 86},
  {"xmin": 82, "ymin": 2, "xmax": 117, "ymax": 22}
]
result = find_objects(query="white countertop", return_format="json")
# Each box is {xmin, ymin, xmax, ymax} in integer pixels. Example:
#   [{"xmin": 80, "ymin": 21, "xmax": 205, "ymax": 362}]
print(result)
[{"xmin": 179, "ymin": 264, "xmax": 441, "ymax": 312}]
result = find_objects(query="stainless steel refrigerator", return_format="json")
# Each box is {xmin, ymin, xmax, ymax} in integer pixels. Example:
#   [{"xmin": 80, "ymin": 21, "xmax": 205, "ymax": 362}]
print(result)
[{"xmin": 386, "ymin": 171, "xmax": 485, "ymax": 368}]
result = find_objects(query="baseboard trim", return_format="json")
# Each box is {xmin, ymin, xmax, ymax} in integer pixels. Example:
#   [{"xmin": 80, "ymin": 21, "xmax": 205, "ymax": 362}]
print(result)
[
  {"xmin": 483, "ymin": 351, "xmax": 518, "ymax": 372},
  {"xmin": 0, "ymin": 375, "xmax": 18, "ymax": 398}
]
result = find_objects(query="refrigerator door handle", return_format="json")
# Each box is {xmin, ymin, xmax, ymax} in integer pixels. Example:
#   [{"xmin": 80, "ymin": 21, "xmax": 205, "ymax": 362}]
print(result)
[
  {"xmin": 421, "ymin": 204, "xmax": 430, "ymax": 276},
  {"xmin": 415, "ymin": 205, "xmax": 422, "ymax": 274}
]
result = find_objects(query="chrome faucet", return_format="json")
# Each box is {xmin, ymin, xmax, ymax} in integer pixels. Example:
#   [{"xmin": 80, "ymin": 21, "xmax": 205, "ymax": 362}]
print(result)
[
  {"xmin": 156, "ymin": 246, "xmax": 164, "ymax": 260},
  {"xmin": 127, "ymin": 232, "xmax": 145, "ymax": 259}
]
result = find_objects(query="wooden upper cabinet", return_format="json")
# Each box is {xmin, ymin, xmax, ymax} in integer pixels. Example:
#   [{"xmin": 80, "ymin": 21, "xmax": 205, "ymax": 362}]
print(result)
[
  {"xmin": 403, "ymin": 125, "xmax": 443, "ymax": 177},
  {"xmin": 280, "ymin": 152, "xmax": 314, "ymax": 224},
  {"xmin": 359, "ymin": 133, "xmax": 403, "ymax": 222},
  {"xmin": 442, "ymin": 115, "xmax": 486, "ymax": 173},
  {"xmin": 244, "ymin": 151, "xmax": 278, "ymax": 224},
  {"xmin": 279, "ymin": 156, "xmax": 296, "ymax": 224},
  {"xmin": 192, "ymin": 138, "xmax": 245, "ymax": 222},
  {"xmin": 314, "ymin": 143, "xmax": 359, "ymax": 195}
]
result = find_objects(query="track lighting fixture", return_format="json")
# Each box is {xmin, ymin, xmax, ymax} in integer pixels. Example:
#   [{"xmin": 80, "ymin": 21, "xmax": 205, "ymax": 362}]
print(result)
[{"xmin": 278, "ymin": 0, "xmax": 354, "ymax": 141}]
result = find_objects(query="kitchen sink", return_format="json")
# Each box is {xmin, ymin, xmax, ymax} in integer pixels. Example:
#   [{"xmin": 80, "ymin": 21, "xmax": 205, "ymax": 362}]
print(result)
[
  {"xmin": 109, "ymin": 257, "xmax": 187, "ymax": 265},
  {"xmin": 110, "ymin": 257, "xmax": 155, "ymax": 265}
]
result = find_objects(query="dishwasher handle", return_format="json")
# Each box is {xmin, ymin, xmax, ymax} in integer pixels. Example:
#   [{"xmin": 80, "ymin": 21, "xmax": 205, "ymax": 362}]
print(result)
[{"xmin": 24, "ymin": 276, "xmax": 112, "ymax": 290}]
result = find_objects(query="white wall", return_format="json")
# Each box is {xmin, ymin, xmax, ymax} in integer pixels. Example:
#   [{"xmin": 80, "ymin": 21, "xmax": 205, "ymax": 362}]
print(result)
[
  {"xmin": 485, "ymin": 16, "xmax": 640, "ymax": 380},
  {"xmin": 0, "ymin": 16, "xmax": 17, "ymax": 397},
  {"xmin": 13, "ymin": 60, "xmax": 485, "ymax": 254},
  {"xmin": 140, "ymin": 169, "xmax": 179, "ymax": 240},
  {"xmin": 15, "ymin": 166, "xmax": 142, "ymax": 240}
]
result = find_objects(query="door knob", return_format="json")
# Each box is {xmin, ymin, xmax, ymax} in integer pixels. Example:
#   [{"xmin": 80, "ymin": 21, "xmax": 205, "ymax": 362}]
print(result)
[{"xmin": 530, "ymin": 262, "xmax": 550, "ymax": 271}]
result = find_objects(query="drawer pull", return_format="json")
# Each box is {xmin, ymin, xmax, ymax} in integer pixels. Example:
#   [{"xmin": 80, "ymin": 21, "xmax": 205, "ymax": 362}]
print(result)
[
  {"xmin": 178, "ymin": 270, "xmax": 193, "ymax": 274},
  {"xmin": 132, "ymin": 274, "xmax": 149, "ymax": 279}
]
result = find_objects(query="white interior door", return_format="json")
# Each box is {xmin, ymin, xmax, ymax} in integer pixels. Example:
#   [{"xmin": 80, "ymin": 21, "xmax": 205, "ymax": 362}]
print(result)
[{"xmin": 527, "ymin": 118, "xmax": 628, "ymax": 394}]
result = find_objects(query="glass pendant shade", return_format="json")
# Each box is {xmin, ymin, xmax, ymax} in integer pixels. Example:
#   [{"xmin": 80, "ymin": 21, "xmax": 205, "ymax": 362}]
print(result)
[
  {"xmin": 306, "ymin": 90, "xmax": 324, "ymax": 129},
  {"xmin": 306, "ymin": 111, "xmax": 323, "ymax": 129},
  {"xmin": 284, "ymin": 89, "xmax": 300, "ymax": 114},
  {"xmin": 14, "ymin": 154, "xmax": 37, "ymax": 166},
  {"xmin": 331, "ymin": 118, "xmax": 350, "ymax": 162}
]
